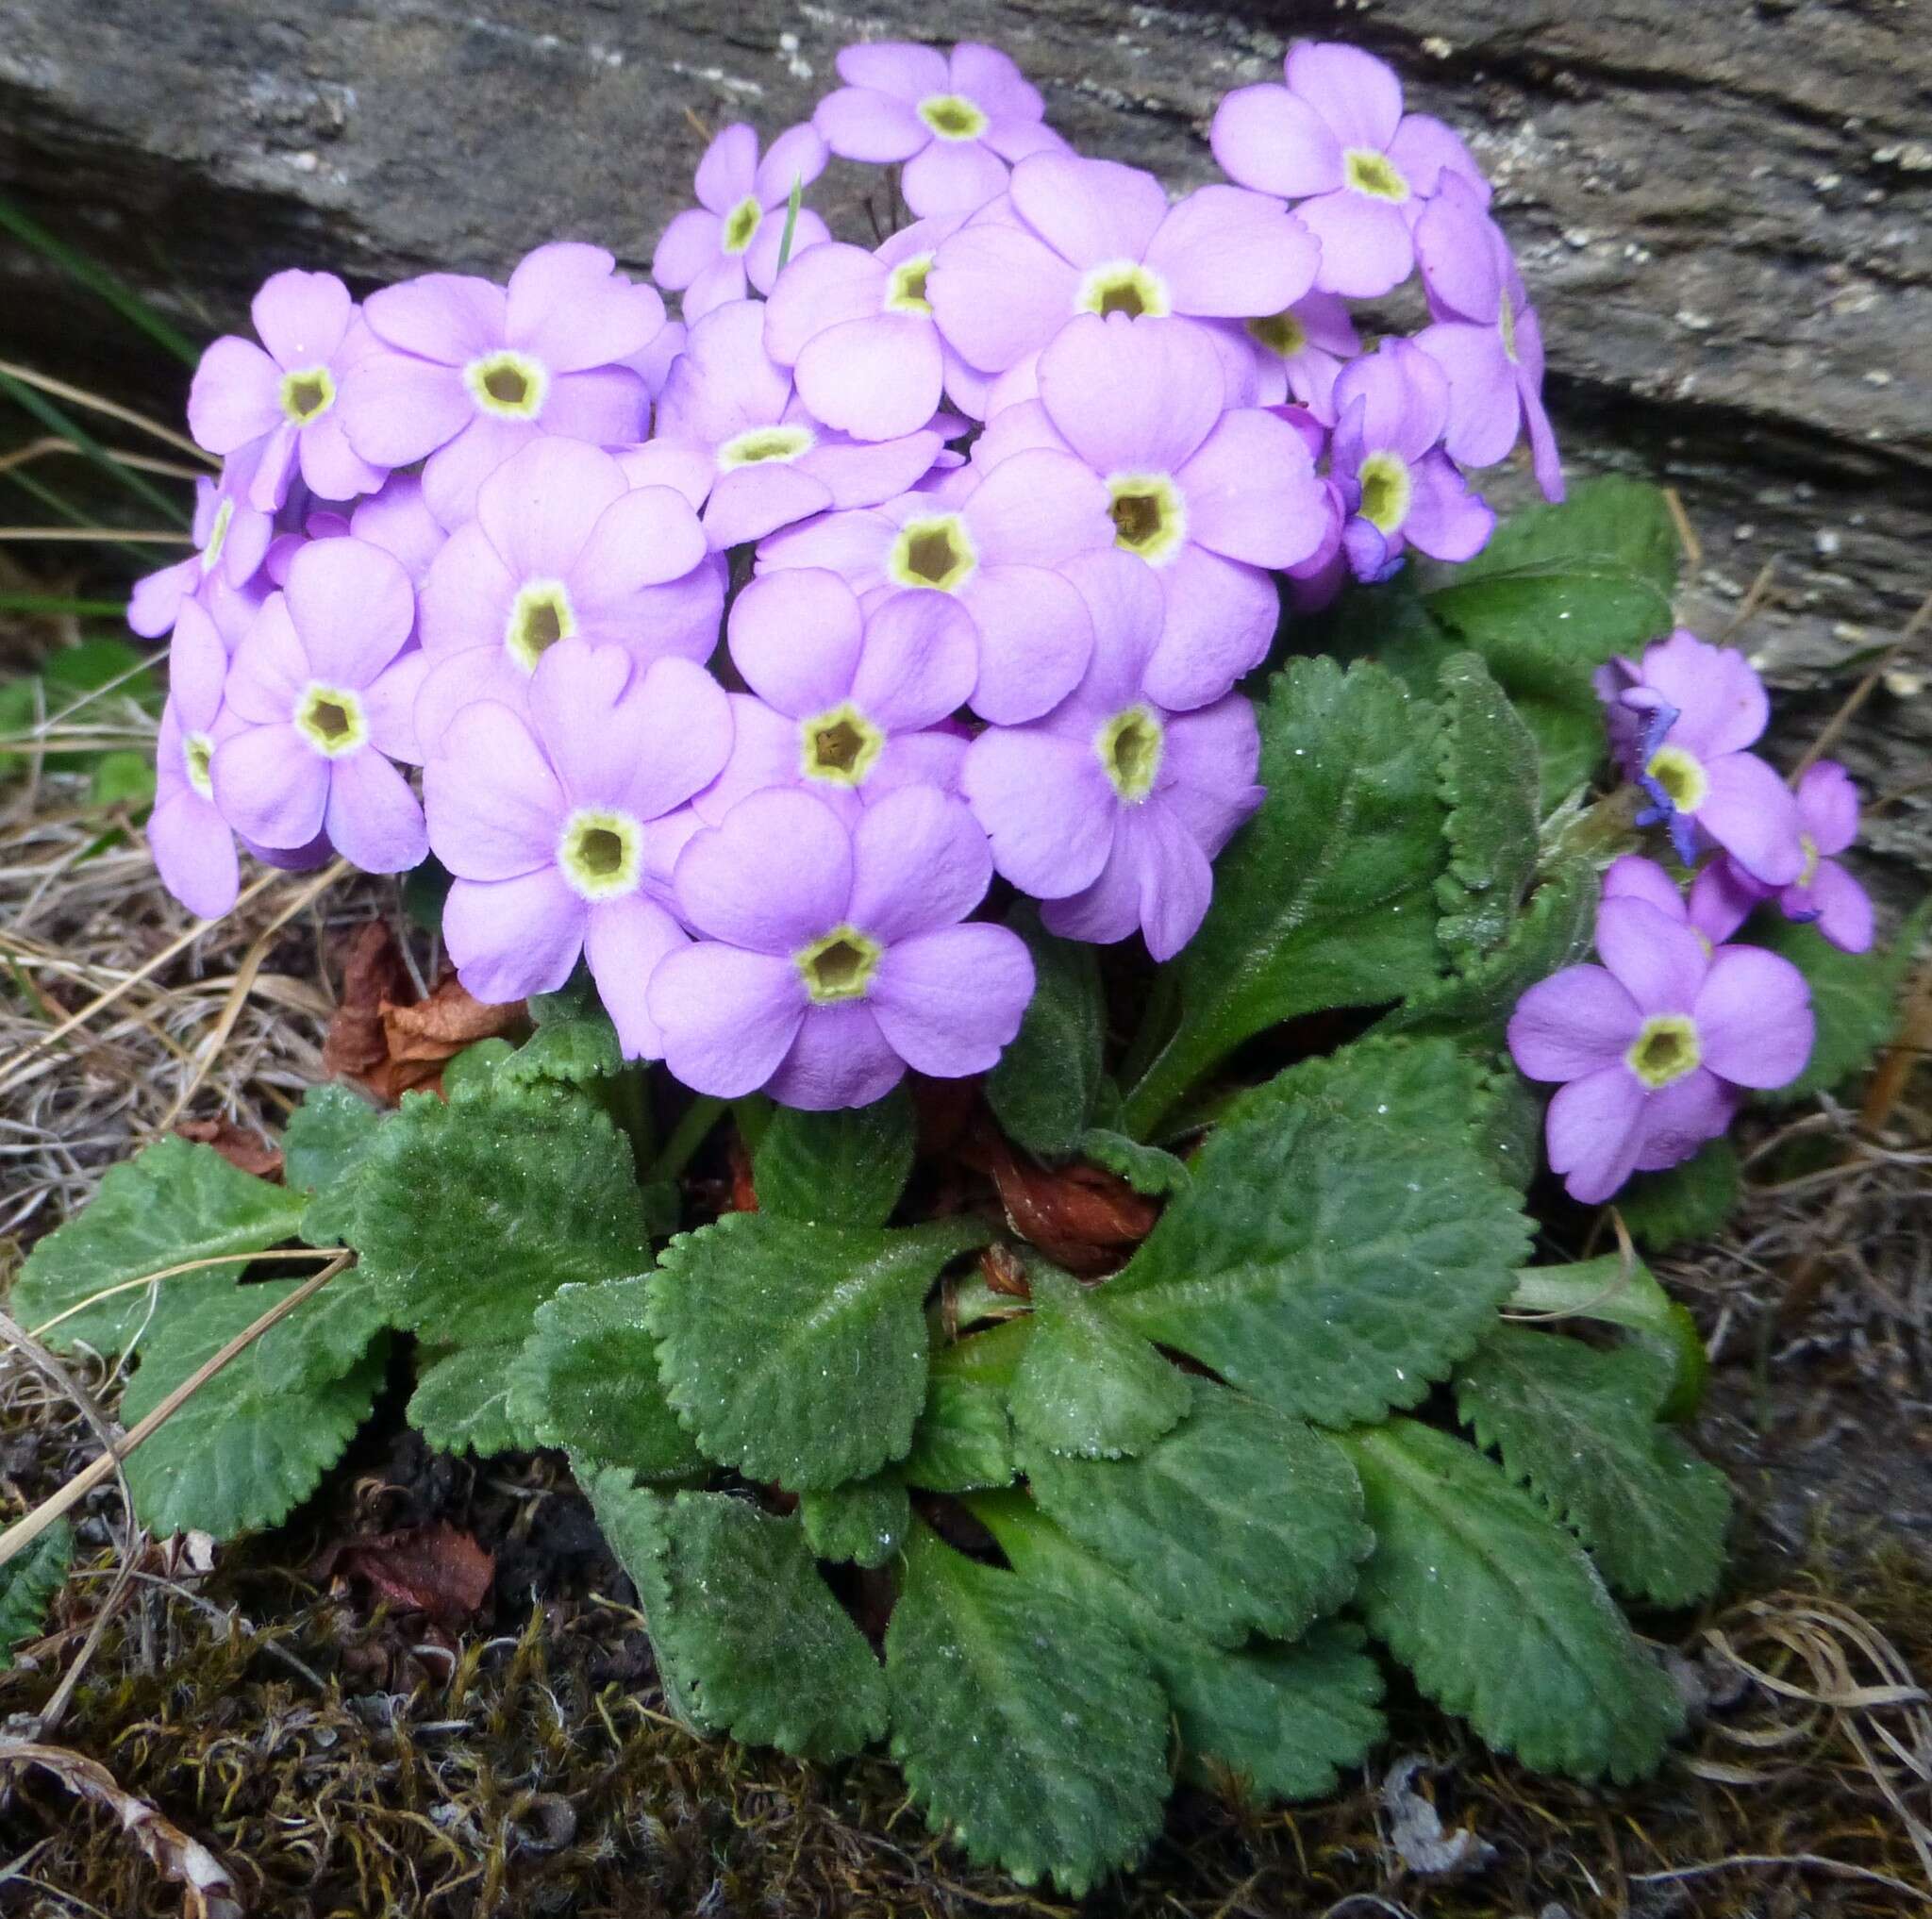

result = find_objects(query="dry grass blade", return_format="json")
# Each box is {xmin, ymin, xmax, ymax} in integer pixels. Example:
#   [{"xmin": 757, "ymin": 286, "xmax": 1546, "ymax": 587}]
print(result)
[
  {"xmin": 1793, "ymin": 586, "xmax": 1932, "ymax": 780},
  {"xmin": 0, "ymin": 1740, "xmax": 240, "ymax": 1918},
  {"xmin": 0, "ymin": 436, "xmax": 206, "ymax": 483},
  {"xmin": 0, "ymin": 358, "xmax": 210, "ymax": 462}
]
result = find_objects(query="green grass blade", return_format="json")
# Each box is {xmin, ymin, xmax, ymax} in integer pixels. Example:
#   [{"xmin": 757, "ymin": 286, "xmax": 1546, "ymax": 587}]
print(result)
[
  {"xmin": 0, "ymin": 369, "xmax": 190, "ymax": 526},
  {"xmin": 0, "ymin": 593, "xmax": 129, "ymax": 617}
]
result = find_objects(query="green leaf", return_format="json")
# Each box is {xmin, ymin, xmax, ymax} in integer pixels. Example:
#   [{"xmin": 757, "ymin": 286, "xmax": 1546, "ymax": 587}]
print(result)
[
  {"xmin": 350, "ymin": 1087, "xmax": 649, "ymax": 1348},
  {"xmin": 1005, "ymin": 1264, "xmax": 1188, "ymax": 1460},
  {"xmin": 886, "ymin": 1526, "xmax": 1168, "ymax": 1894},
  {"xmin": 1455, "ymin": 1326, "xmax": 1730, "ymax": 1606},
  {"xmin": 1122, "ymin": 659, "xmax": 1447, "ymax": 1138},
  {"xmin": 588, "ymin": 1477, "xmax": 888, "ymax": 1759},
  {"xmin": 441, "ymin": 1039, "xmax": 515, "ymax": 1099},
  {"xmin": 1418, "ymin": 478, "xmax": 1680, "ymax": 796},
  {"xmin": 14, "ymin": 1138, "xmax": 309, "ymax": 1354},
  {"xmin": 1107, "ymin": 1044, "xmax": 1530, "ymax": 1427},
  {"xmin": 1743, "ymin": 899, "xmax": 1931, "ymax": 1104},
  {"xmin": 646, "ymin": 1213, "xmax": 986, "ymax": 1491},
  {"xmin": 1377, "ymin": 855, "xmax": 1596, "ymax": 1053},
  {"xmin": 1021, "ymin": 1378, "xmax": 1370, "ymax": 1644},
  {"xmin": 120, "ymin": 1279, "xmax": 388, "ymax": 1537},
  {"xmin": 751, "ymin": 1082, "xmax": 916, "ymax": 1226},
  {"xmin": 1507, "ymin": 1255, "xmax": 1707, "ymax": 1420},
  {"xmin": 282, "ymin": 1084, "xmax": 386, "ymax": 1246},
  {"xmin": 1617, "ymin": 1137, "xmax": 1740, "ymax": 1253},
  {"xmin": 901, "ymin": 1374, "xmax": 1016, "ymax": 1493},
  {"xmin": 1075, "ymin": 1128, "xmax": 1191, "ymax": 1196},
  {"xmin": 980, "ymin": 1495, "xmax": 1383, "ymax": 1802},
  {"xmin": 1433, "ymin": 650, "xmax": 1541, "ymax": 966},
  {"xmin": 1343, "ymin": 1420, "xmax": 1685, "ymax": 1782},
  {"xmin": 408, "ymin": 1342, "xmax": 540, "ymax": 1459},
  {"xmin": 88, "ymin": 749, "xmax": 155, "ymax": 811},
  {"xmin": 986, "ymin": 904, "xmax": 1108, "ymax": 1156},
  {"xmin": 506, "ymin": 1278, "xmax": 705, "ymax": 1478},
  {"xmin": 0, "ymin": 1522, "xmax": 74, "ymax": 1668},
  {"xmin": 800, "ymin": 1476, "xmax": 909, "ymax": 1568},
  {"xmin": 495, "ymin": 1013, "xmax": 625, "ymax": 1092}
]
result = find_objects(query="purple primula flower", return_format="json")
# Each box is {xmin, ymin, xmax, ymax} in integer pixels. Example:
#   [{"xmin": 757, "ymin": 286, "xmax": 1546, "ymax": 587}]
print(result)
[
  {"xmin": 1689, "ymin": 762, "xmax": 1874, "ymax": 954},
  {"xmin": 625, "ymin": 300, "xmax": 946, "ymax": 548},
  {"xmin": 652, "ymin": 782, "xmax": 1035, "ymax": 1109},
  {"xmin": 963, "ymin": 550, "xmax": 1263, "ymax": 960},
  {"xmin": 212, "ymin": 537, "xmax": 428, "ymax": 874},
  {"xmin": 814, "ymin": 40, "xmax": 1064, "ymax": 218},
  {"xmin": 701, "ymin": 569, "xmax": 977, "ymax": 822},
  {"xmin": 1211, "ymin": 39, "xmax": 1488, "ymax": 298},
  {"xmin": 1508, "ymin": 889, "xmax": 1814, "ymax": 1203},
  {"xmin": 758, "ymin": 445, "xmax": 1112, "ymax": 724},
  {"xmin": 149, "ymin": 598, "xmax": 242, "ymax": 920},
  {"xmin": 653, "ymin": 123, "xmax": 832, "ymax": 321},
  {"xmin": 425, "ymin": 641, "xmax": 732, "ymax": 1056},
  {"xmin": 1330, "ymin": 338, "xmax": 1494, "ymax": 579},
  {"xmin": 188, "ymin": 271, "xmax": 386, "ymax": 511},
  {"xmin": 928, "ymin": 154, "xmax": 1319, "ymax": 403},
  {"xmin": 973, "ymin": 312, "xmax": 1331, "ymax": 709},
  {"xmin": 339, "ymin": 242, "xmax": 665, "ymax": 526},
  {"xmin": 347, "ymin": 473, "xmax": 449, "ymax": 584},
  {"xmin": 1595, "ymin": 628, "xmax": 1805, "ymax": 886},
  {"xmin": 127, "ymin": 448, "xmax": 275, "ymax": 640},
  {"xmin": 1413, "ymin": 175, "xmax": 1562, "ymax": 500},
  {"xmin": 413, "ymin": 436, "xmax": 719, "ymax": 753},
  {"xmin": 1211, "ymin": 290, "xmax": 1360, "ymax": 420},
  {"xmin": 763, "ymin": 214, "xmax": 994, "ymax": 439}
]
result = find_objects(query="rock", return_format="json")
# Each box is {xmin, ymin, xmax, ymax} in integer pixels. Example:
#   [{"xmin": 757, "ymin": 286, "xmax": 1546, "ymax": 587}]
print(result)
[{"xmin": 1, "ymin": 0, "xmax": 1926, "ymax": 890}]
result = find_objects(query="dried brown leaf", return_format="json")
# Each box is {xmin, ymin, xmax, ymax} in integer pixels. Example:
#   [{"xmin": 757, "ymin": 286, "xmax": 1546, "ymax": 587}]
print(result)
[{"xmin": 174, "ymin": 1117, "xmax": 283, "ymax": 1182}]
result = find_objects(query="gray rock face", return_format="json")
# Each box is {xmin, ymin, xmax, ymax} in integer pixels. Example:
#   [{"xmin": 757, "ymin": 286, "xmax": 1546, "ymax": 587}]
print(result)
[{"xmin": 2, "ymin": 0, "xmax": 1927, "ymax": 883}]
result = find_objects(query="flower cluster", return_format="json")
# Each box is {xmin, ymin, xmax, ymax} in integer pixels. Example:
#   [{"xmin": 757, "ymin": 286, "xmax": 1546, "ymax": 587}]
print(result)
[
  {"xmin": 136, "ymin": 37, "xmax": 1568, "ymax": 1109},
  {"xmin": 1509, "ymin": 628, "xmax": 1870, "ymax": 1202}
]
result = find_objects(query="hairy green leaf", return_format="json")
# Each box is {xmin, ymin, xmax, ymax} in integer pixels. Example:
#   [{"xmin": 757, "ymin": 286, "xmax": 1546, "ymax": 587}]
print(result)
[
  {"xmin": 1122, "ymin": 659, "xmax": 1447, "ymax": 1138},
  {"xmin": 901, "ymin": 1374, "xmax": 1017, "ymax": 1493},
  {"xmin": 283, "ymin": 1084, "xmax": 386, "ymax": 1245},
  {"xmin": 1344, "ymin": 1421, "xmax": 1684, "ymax": 1782},
  {"xmin": 980, "ymin": 1495, "xmax": 1384, "ymax": 1802},
  {"xmin": 15, "ymin": 1138, "xmax": 308, "ymax": 1355},
  {"xmin": 987, "ymin": 904, "xmax": 1108, "ymax": 1156},
  {"xmin": 120, "ymin": 1279, "xmax": 388, "ymax": 1538},
  {"xmin": 589, "ymin": 1477, "xmax": 888, "ymax": 1759},
  {"xmin": 350, "ymin": 1087, "xmax": 649, "ymax": 1346},
  {"xmin": 495, "ymin": 1012, "xmax": 625, "ymax": 1092},
  {"xmin": 886, "ymin": 1526, "xmax": 1168, "ymax": 1894},
  {"xmin": 1021, "ymin": 1379, "xmax": 1370, "ymax": 1644},
  {"xmin": 441, "ymin": 1039, "xmax": 515, "ymax": 1097},
  {"xmin": 1455, "ymin": 1326, "xmax": 1730, "ymax": 1606},
  {"xmin": 0, "ymin": 1521, "xmax": 74, "ymax": 1668},
  {"xmin": 506, "ymin": 1278, "xmax": 704, "ymax": 1477},
  {"xmin": 1744, "ymin": 899, "xmax": 1931, "ymax": 1104},
  {"xmin": 1108, "ymin": 1045, "xmax": 1530, "ymax": 1427},
  {"xmin": 1433, "ymin": 650, "xmax": 1541, "ymax": 966},
  {"xmin": 1075, "ymin": 1128, "xmax": 1191, "ymax": 1196},
  {"xmin": 647, "ymin": 1213, "xmax": 986, "ymax": 1491},
  {"xmin": 800, "ymin": 1476, "xmax": 910, "ymax": 1568},
  {"xmin": 1617, "ymin": 1137, "xmax": 1741, "ymax": 1253},
  {"xmin": 1507, "ymin": 1256, "xmax": 1707, "ymax": 1421},
  {"xmin": 1006, "ymin": 1264, "xmax": 1188, "ymax": 1460},
  {"xmin": 407, "ymin": 1343, "xmax": 535, "ymax": 1459},
  {"xmin": 752, "ymin": 1082, "xmax": 916, "ymax": 1226}
]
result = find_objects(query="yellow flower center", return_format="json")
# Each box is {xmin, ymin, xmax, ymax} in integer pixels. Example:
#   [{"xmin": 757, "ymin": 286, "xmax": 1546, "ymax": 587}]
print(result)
[
  {"xmin": 1357, "ymin": 451, "xmax": 1412, "ymax": 535},
  {"xmin": 722, "ymin": 196, "xmax": 763, "ymax": 255},
  {"xmin": 506, "ymin": 580, "xmax": 577, "ymax": 672},
  {"xmin": 1344, "ymin": 147, "xmax": 1408, "ymax": 202},
  {"xmin": 1797, "ymin": 832, "xmax": 1819, "ymax": 888},
  {"xmin": 1626, "ymin": 1013, "xmax": 1701, "ymax": 1090},
  {"xmin": 1077, "ymin": 261, "xmax": 1172, "ymax": 321},
  {"xmin": 799, "ymin": 702, "xmax": 886, "ymax": 788},
  {"xmin": 795, "ymin": 924, "xmax": 882, "ymax": 1004},
  {"xmin": 918, "ymin": 94, "xmax": 989, "ymax": 142},
  {"xmin": 201, "ymin": 497, "xmax": 234, "ymax": 576},
  {"xmin": 1097, "ymin": 705, "xmax": 1164, "ymax": 803},
  {"xmin": 718, "ymin": 424, "xmax": 816, "ymax": 468},
  {"xmin": 464, "ymin": 349, "xmax": 547, "ymax": 420},
  {"xmin": 1108, "ymin": 474, "xmax": 1188, "ymax": 565},
  {"xmin": 889, "ymin": 513, "xmax": 978, "ymax": 592},
  {"xmin": 1644, "ymin": 745, "xmax": 1708, "ymax": 815},
  {"xmin": 294, "ymin": 682, "xmax": 368, "ymax": 759},
  {"xmin": 279, "ymin": 365, "xmax": 335, "ymax": 424},
  {"xmin": 184, "ymin": 731, "xmax": 215, "ymax": 799},
  {"xmin": 886, "ymin": 255, "xmax": 935, "ymax": 315},
  {"xmin": 558, "ymin": 808, "xmax": 644, "ymax": 902},
  {"xmin": 1246, "ymin": 310, "xmax": 1308, "ymax": 359}
]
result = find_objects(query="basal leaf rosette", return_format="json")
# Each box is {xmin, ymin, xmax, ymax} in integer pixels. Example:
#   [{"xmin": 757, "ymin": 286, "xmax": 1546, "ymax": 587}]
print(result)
[{"xmin": 43, "ymin": 17, "xmax": 1913, "ymax": 1906}]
